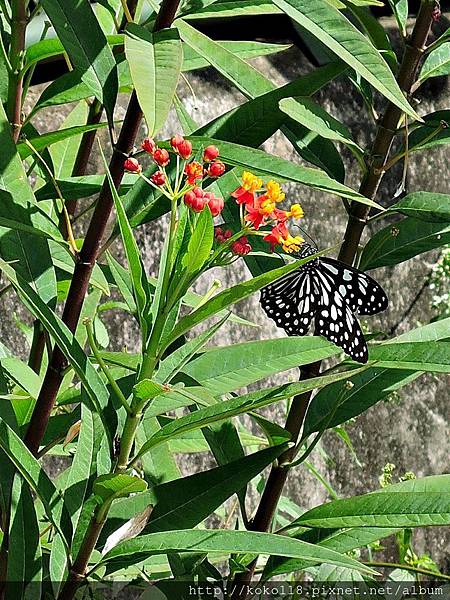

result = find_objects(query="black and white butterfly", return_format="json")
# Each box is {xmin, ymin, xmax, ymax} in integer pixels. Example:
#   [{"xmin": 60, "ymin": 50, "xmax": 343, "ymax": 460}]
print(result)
[{"xmin": 260, "ymin": 243, "xmax": 388, "ymax": 363}]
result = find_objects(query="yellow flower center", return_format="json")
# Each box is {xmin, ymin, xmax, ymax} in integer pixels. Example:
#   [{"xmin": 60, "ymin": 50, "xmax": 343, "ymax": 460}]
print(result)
[
  {"xmin": 242, "ymin": 171, "xmax": 262, "ymax": 192},
  {"xmin": 266, "ymin": 180, "xmax": 285, "ymax": 203},
  {"xmin": 282, "ymin": 235, "xmax": 304, "ymax": 254},
  {"xmin": 288, "ymin": 203, "xmax": 304, "ymax": 219},
  {"xmin": 259, "ymin": 198, "xmax": 276, "ymax": 215}
]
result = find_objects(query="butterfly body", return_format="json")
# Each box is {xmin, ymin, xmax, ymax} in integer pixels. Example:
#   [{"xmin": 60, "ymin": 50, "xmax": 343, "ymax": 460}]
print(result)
[{"xmin": 260, "ymin": 244, "xmax": 388, "ymax": 363}]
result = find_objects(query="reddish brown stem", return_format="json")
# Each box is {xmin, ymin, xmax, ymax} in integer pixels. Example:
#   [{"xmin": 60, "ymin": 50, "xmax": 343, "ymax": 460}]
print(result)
[
  {"xmin": 231, "ymin": 2, "xmax": 436, "ymax": 597},
  {"xmin": 24, "ymin": 0, "xmax": 182, "ymax": 455},
  {"xmin": 7, "ymin": 0, "xmax": 27, "ymax": 143}
]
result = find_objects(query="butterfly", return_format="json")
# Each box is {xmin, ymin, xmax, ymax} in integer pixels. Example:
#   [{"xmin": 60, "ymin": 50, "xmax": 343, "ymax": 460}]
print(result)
[{"xmin": 260, "ymin": 243, "xmax": 388, "ymax": 363}]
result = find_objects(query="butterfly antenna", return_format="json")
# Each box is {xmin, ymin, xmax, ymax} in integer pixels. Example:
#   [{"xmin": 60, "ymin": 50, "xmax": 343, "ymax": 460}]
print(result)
[{"xmin": 291, "ymin": 224, "xmax": 318, "ymax": 248}]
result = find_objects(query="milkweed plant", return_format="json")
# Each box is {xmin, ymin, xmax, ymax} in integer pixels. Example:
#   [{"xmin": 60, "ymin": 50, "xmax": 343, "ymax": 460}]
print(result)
[{"xmin": 0, "ymin": 0, "xmax": 449, "ymax": 598}]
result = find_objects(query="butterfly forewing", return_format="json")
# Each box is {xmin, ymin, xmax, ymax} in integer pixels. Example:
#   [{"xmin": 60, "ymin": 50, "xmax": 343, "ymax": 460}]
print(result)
[{"xmin": 320, "ymin": 258, "xmax": 388, "ymax": 315}]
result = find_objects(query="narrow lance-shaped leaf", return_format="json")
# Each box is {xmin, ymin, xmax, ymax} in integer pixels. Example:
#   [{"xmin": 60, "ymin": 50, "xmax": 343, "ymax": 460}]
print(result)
[
  {"xmin": 272, "ymin": 0, "xmax": 418, "ymax": 120},
  {"xmin": 360, "ymin": 217, "xmax": 450, "ymax": 270},
  {"xmin": 387, "ymin": 191, "xmax": 450, "ymax": 223},
  {"xmin": 187, "ymin": 136, "xmax": 379, "ymax": 208},
  {"xmin": 102, "ymin": 149, "xmax": 151, "ymax": 346},
  {"xmin": 292, "ymin": 474, "xmax": 450, "ymax": 529},
  {"xmin": 0, "ymin": 258, "xmax": 114, "ymax": 450},
  {"xmin": 125, "ymin": 24, "xmax": 183, "ymax": 136},
  {"xmin": 40, "ymin": 0, "xmax": 118, "ymax": 124},
  {"xmin": 0, "ymin": 419, "xmax": 72, "ymax": 548},
  {"xmin": 101, "ymin": 529, "xmax": 376, "ymax": 576},
  {"xmin": 279, "ymin": 96, "xmax": 363, "ymax": 157},
  {"xmin": 0, "ymin": 103, "xmax": 56, "ymax": 306},
  {"xmin": 133, "ymin": 367, "xmax": 367, "ymax": 461}
]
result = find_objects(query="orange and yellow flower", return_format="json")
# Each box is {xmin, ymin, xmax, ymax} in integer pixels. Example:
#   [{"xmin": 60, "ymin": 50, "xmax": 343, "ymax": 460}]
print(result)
[{"xmin": 232, "ymin": 171, "xmax": 263, "ymax": 205}]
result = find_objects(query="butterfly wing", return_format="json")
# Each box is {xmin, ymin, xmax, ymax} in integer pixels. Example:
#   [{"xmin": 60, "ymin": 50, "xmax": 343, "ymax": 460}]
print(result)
[
  {"xmin": 319, "ymin": 257, "xmax": 388, "ymax": 316},
  {"xmin": 260, "ymin": 269, "xmax": 318, "ymax": 336},
  {"xmin": 314, "ymin": 287, "xmax": 368, "ymax": 363}
]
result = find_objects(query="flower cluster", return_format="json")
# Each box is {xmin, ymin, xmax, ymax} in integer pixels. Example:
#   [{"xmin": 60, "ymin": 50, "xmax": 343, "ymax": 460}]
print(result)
[
  {"xmin": 232, "ymin": 172, "xmax": 305, "ymax": 254},
  {"xmin": 124, "ymin": 135, "xmax": 227, "ymax": 219}
]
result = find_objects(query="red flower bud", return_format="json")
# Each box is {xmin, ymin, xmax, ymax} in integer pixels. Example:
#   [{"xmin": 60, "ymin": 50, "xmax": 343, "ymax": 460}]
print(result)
[
  {"xmin": 124, "ymin": 157, "xmax": 141, "ymax": 173},
  {"xmin": 153, "ymin": 148, "xmax": 170, "ymax": 167},
  {"xmin": 231, "ymin": 236, "xmax": 252, "ymax": 256},
  {"xmin": 206, "ymin": 193, "xmax": 224, "ymax": 217},
  {"xmin": 170, "ymin": 134, "xmax": 184, "ymax": 150},
  {"xmin": 184, "ymin": 187, "xmax": 207, "ymax": 212},
  {"xmin": 151, "ymin": 170, "xmax": 165, "ymax": 185},
  {"xmin": 203, "ymin": 145, "xmax": 219, "ymax": 162},
  {"xmin": 178, "ymin": 139, "xmax": 193, "ymax": 160},
  {"xmin": 208, "ymin": 160, "xmax": 226, "ymax": 178},
  {"xmin": 170, "ymin": 135, "xmax": 193, "ymax": 159},
  {"xmin": 141, "ymin": 138, "xmax": 157, "ymax": 155}
]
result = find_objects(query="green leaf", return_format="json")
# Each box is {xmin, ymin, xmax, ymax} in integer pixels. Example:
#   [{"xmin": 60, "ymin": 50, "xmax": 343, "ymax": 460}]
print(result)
[
  {"xmin": 387, "ymin": 0, "xmax": 408, "ymax": 36},
  {"xmin": 369, "ymin": 341, "xmax": 450, "ymax": 372},
  {"xmin": 304, "ymin": 318, "xmax": 450, "ymax": 435},
  {"xmin": 17, "ymin": 122, "xmax": 107, "ymax": 160},
  {"xmin": 125, "ymin": 24, "xmax": 183, "ymax": 136},
  {"xmin": 183, "ymin": 0, "xmax": 282, "ymax": 19},
  {"xmin": 144, "ymin": 444, "xmax": 288, "ymax": 533},
  {"xmin": 388, "ymin": 191, "xmax": 450, "ymax": 223},
  {"xmin": 103, "ymin": 149, "xmax": 151, "ymax": 345},
  {"xmin": 164, "ymin": 249, "xmax": 326, "ymax": 349},
  {"xmin": 183, "ymin": 337, "xmax": 341, "ymax": 394},
  {"xmin": 407, "ymin": 110, "xmax": 450, "ymax": 152},
  {"xmin": 293, "ymin": 475, "xmax": 450, "ymax": 529},
  {"xmin": 176, "ymin": 19, "xmax": 273, "ymax": 98},
  {"xmin": 40, "ymin": 0, "xmax": 118, "ymax": 123},
  {"xmin": 183, "ymin": 0, "xmax": 281, "ymax": 21},
  {"xmin": 279, "ymin": 96, "xmax": 362, "ymax": 154},
  {"xmin": 49, "ymin": 101, "xmax": 88, "ymax": 179},
  {"xmin": 0, "ymin": 189, "xmax": 63, "ymax": 242},
  {"xmin": 155, "ymin": 314, "xmax": 229, "ymax": 384},
  {"xmin": 419, "ymin": 42, "xmax": 450, "ymax": 82},
  {"xmin": 181, "ymin": 208, "xmax": 214, "ymax": 278},
  {"xmin": 7, "ymin": 477, "xmax": 42, "ymax": 596},
  {"xmin": 0, "ymin": 419, "xmax": 72, "ymax": 546},
  {"xmin": 0, "ymin": 258, "xmax": 113, "ymax": 447},
  {"xmin": 272, "ymin": 0, "xmax": 418, "ymax": 119},
  {"xmin": 102, "ymin": 529, "xmax": 375, "ymax": 575},
  {"xmin": 134, "ymin": 368, "xmax": 366, "ymax": 461},
  {"xmin": 0, "ymin": 103, "xmax": 56, "ymax": 306},
  {"xmin": 360, "ymin": 217, "xmax": 450, "ymax": 270},
  {"xmin": 183, "ymin": 40, "xmax": 291, "ymax": 69},
  {"xmin": 93, "ymin": 473, "xmax": 148, "ymax": 503},
  {"xmin": 133, "ymin": 380, "xmax": 166, "ymax": 402},
  {"xmin": 188, "ymin": 137, "xmax": 379, "ymax": 207},
  {"xmin": 264, "ymin": 526, "xmax": 398, "ymax": 578}
]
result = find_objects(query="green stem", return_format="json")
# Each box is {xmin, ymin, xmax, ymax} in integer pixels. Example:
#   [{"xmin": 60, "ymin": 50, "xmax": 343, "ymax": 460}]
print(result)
[
  {"xmin": 363, "ymin": 561, "xmax": 450, "ymax": 582},
  {"xmin": 84, "ymin": 318, "xmax": 132, "ymax": 416},
  {"xmin": 139, "ymin": 197, "xmax": 178, "ymax": 381},
  {"xmin": 115, "ymin": 411, "xmax": 141, "ymax": 472}
]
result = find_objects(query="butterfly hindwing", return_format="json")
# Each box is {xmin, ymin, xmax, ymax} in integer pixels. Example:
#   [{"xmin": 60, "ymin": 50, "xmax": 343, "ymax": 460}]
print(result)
[
  {"xmin": 260, "ymin": 270, "xmax": 318, "ymax": 335},
  {"xmin": 314, "ymin": 288, "xmax": 368, "ymax": 363},
  {"xmin": 320, "ymin": 257, "xmax": 388, "ymax": 315}
]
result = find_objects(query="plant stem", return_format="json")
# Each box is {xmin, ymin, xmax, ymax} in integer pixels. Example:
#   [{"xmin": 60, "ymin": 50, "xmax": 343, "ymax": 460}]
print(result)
[
  {"xmin": 7, "ymin": 0, "xmax": 27, "ymax": 143},
  {"xmin": 230, "ymin": 3, "xmax": 436, "ymax": 597},
  {"xmin": 84, "ymin": 318, "xmax": 132, "ymax": 415},
  {"xmin": 362, "ymin": 561, "xmax": 450, "ymax": 582}
]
